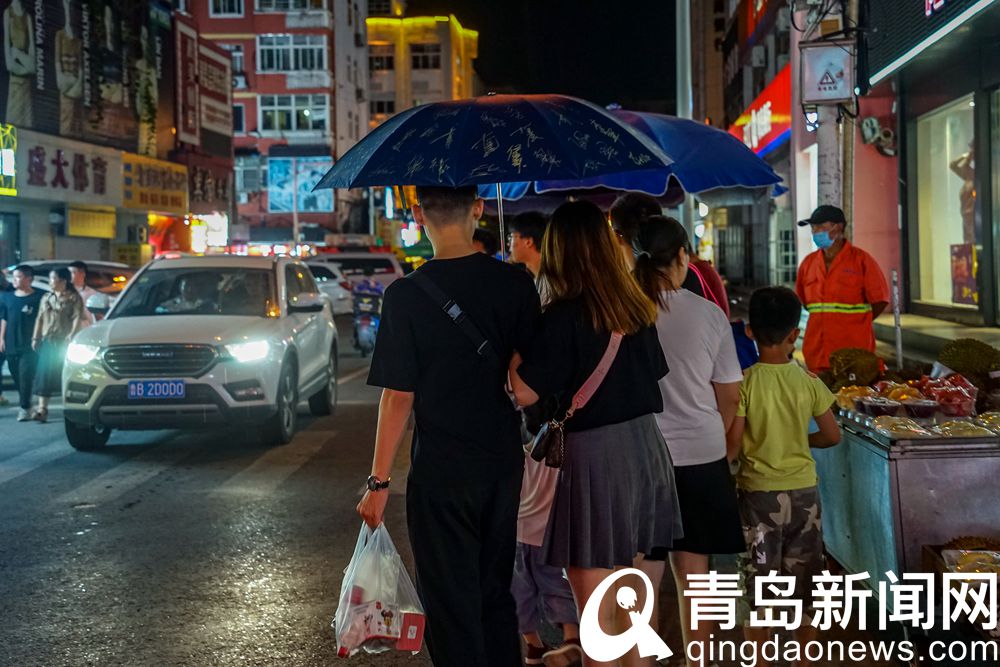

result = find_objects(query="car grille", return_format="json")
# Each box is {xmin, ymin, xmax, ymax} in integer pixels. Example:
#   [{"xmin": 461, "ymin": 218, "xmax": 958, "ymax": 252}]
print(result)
[{"xmin": 103, "ymin": 345, "xmax": 218, "ymax": 378}]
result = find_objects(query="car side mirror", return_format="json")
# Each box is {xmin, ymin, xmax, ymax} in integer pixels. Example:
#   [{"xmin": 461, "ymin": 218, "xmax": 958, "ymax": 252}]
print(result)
[
  {"xmin": 288, "ymin": 293, "xmax": 326, "ymax": 314},
  {"xmin": 86, "ymin": 293, "xmax": 111, "ymax": 317}
]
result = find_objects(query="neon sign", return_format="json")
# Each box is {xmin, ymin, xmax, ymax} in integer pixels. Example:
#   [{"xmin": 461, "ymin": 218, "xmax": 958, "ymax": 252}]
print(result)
[
  {"xmin": 926, "ymin": 0, "xmax": 945, "ymax": 15},
  {"xmin": 0, "ymin": 124, "xmax": 16, "ymax": 197},
  {"xmin": 729, "ymin": 65, "xmax": 792, "ymax": 156}
]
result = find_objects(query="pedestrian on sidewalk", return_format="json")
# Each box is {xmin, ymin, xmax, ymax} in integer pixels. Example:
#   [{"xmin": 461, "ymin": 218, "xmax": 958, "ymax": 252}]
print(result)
[
  {"xmin": 0, "ymin": 265, "xmax": 44, "ymax": 421},
  {"xmin": 508, "ymin": 211, "xmax": 547, "ymax": 279},
  {"xmin": 726, "ymin": 287, "xmax": 841, "ymax": 667},
  {"xmin": 508, "ymin": 200, "xmax": 683, "ymax": 667},
  {"xmin": 506, "ymin": 210, "xmax": 583, "ymax": 665},
  {"xmin": 0, "ymin": 270, "xmax": 13, "ymax": 408},
  {"xmin": 795, "ymin": 205, "xmax": 889, "ymax": 372},
  {"xmin": 31, "ymin": 268, "xmax": 87, "ymax": 422},
  {"xmin": 68, "ymin": 260, "xmax": 98, "ymax": 324},
  {"xmin": 610, "ymin": 192, "xmax": 730, "ymax": 317},
  {"xmin": 632, "ymin": 215, "xmax": 746, "ymax": 667},
  {"xmin": 357, "ymin": 186, "xmax": 541, "ymax": 667}
]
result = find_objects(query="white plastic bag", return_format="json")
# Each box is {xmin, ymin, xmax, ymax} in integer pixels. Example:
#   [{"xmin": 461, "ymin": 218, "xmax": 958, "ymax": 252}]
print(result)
[{"xmin": 333, "ymin": 523, "xmax": 425, "ymax": 658}]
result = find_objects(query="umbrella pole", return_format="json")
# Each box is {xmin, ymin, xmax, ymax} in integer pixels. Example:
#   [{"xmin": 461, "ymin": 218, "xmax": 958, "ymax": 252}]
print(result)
[{"xmin": 496, "ymin": 183, "xmax": 507, "ymax": 261}]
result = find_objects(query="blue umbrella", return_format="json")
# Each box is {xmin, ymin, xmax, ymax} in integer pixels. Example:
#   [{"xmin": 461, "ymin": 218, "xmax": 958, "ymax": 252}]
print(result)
[
  {"xmin": 313, "ymin": 95, "xmax": 671, "ymax": 190},
  {"xmin": 477, "ymin": 111, "xmax": 784, "ymax": 206}
]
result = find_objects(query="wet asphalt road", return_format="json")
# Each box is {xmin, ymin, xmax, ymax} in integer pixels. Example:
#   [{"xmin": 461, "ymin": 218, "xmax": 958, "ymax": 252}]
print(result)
[{"xmin": 0, "ymin": 321, "xmax": 431, "ymax": 667}]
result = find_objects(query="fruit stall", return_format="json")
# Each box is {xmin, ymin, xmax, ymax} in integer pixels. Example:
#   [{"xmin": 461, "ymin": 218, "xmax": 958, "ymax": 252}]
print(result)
[{"xmin": 813, "ymin": 342, "xmax": 1000, "ymax": 609}]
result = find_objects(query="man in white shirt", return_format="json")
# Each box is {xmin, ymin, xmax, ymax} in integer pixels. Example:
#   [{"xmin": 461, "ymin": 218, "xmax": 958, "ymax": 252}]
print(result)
[{"xmin": 69, "ymin": 261, "xmax": 97, "ymax": 324}]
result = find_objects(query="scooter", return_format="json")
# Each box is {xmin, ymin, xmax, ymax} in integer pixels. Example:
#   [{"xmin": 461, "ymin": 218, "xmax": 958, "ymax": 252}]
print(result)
[{"xmin": 352, "ymin": 282, "xmax": 383, "ymax": 357}]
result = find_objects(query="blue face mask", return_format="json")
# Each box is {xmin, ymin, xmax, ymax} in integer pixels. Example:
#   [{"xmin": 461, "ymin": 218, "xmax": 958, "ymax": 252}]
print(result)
[{"xmin": 813, "ymin": 231, "xmax": 835, "ymax": 249}]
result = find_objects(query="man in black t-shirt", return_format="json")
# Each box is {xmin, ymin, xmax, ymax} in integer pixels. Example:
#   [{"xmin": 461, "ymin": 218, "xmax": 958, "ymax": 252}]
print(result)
[
  {"xmin": 0, "ymin": 265, "xmax": 44, "ymax": 419},
  {"xmin": 358, "ymin": 186, "xmax": 540, "ymax": 667}
]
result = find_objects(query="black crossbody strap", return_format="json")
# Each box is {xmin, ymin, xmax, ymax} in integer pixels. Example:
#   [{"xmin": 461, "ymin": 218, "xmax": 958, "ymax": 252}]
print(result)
[{"xmin": 407, "ymin": 271, "xmax": 503, "ymax": 369}]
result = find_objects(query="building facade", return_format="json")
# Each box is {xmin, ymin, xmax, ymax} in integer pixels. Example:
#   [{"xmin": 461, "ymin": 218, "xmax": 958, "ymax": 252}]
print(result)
[
  {"xmin": 0, "ymin": 1, "xmax": 232, "ymax": 266},
  {"xmin": 717, "ymin": 0, "xmax": 795, "ymax": 288},
  {"xmin": 192, "ymin": 0, "xmax": 368, "ymax": 244},
  {"xmin": 855, "ymin": 0, "xmax": 1000, "ymax": 327},
  {"xmin": 366, "ymin": 14, "xmax": 479, "ymax": 130}
]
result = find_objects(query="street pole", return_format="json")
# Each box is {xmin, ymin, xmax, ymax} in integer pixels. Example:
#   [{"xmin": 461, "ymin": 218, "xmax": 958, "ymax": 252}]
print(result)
[
  {"xmin": 291, "ymin": 157, "xmax": 300, "ymax": 252},
  {"xmin": 816, "ymin": 106, "xmax": 841, "ymax": 206},
  {"xmin": 676, "ymin": 0, "xmax": 694, "ymax": 234}
]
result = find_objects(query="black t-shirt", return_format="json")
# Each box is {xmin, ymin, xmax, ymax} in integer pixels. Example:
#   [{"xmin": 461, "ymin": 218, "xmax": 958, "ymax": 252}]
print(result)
[
  {"xmin": 0, "ymin": 290, "xmax": 44, "ymax": 355},
  {"xmin": 368, "ymin": 253, "xmax": 541, "ymax": 482},
  {"xmin": 517, "ymin": 298, "xmax": 668, "ymax": 433}
]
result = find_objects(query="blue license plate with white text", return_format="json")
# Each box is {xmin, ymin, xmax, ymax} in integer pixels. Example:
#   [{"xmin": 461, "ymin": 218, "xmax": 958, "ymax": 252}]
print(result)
[{"xmin": 127, "ymin": 380, "xmax": 186, "ymax": 400}]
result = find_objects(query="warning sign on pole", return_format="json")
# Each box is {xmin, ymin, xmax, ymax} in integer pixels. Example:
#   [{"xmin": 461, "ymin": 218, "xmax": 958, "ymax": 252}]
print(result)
[{"xmin": 800, "ymin": 41, "xmax": 855, "ymax": 105}]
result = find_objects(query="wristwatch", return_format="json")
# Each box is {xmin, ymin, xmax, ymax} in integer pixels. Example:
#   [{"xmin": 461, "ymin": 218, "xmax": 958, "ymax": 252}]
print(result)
[{"xmin": 366, "ymin": 475, "xmax": 391, "ymax": 492}]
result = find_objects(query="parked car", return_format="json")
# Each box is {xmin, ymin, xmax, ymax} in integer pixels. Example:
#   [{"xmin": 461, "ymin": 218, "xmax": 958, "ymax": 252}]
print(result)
[
  {"xmin": 5, "ymin": 260, "xmax": 135, "ymax": 294},
  {"xmin": 306, "ymin": 262, "xmax": 354, "ymax": 316},
  {"xmin": 309, "ymin": 252, "xmax": 404, "ymax": 289},
  {"xmin": 62, "ymin": 255, "xmax": 339, "ymax": 450}
]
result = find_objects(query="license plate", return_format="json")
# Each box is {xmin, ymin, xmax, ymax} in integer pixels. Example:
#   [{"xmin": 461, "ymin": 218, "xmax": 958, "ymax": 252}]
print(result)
[{"xmin": 127, "ymin": 380, "xmax": 186, "ymax": 400}]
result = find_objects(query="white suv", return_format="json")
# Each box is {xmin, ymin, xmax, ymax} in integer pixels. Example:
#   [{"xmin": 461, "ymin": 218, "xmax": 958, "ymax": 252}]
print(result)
[{"xmin": 62, "ymin": 255, "xmax": 339, "ymax": 450}]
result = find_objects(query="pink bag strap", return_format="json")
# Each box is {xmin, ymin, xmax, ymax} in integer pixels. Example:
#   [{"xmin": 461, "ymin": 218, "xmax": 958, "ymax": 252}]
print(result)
[
  {"xmin": 689, "ymin": 263, "xmax": 712, "ymax": 302},
  {"xmin": 564, "ymin": 332, "xmax": 623, "ymax": 420}
]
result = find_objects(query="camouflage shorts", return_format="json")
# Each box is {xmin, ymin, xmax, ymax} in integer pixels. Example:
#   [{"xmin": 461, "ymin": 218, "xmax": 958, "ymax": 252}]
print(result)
[{"xmin": 736, "ymin": 487, "xmax": 825, "ymax": 622}]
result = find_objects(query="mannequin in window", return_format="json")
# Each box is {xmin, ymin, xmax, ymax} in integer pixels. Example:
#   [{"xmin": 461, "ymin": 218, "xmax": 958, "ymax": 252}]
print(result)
[{"xmin": 949, "ymin": 140, "xmax": 976, "ymax": 245}]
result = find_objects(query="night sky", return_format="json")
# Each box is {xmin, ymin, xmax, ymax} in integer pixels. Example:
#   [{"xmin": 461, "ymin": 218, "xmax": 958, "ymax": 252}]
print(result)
[{"xmin": 406, "ymin": 0, "xmax": 677, "ymax": 112}]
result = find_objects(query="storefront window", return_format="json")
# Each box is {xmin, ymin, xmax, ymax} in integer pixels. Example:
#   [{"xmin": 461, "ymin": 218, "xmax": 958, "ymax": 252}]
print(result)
[{"xmin": 915, "ymin": 94, "xmax": 978, "ymax": 309}]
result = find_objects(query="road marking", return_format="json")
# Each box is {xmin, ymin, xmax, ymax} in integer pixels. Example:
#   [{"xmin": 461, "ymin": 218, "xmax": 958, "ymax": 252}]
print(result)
[
  {"xmin": 214, "ymin": 430, "xmax": 335, "ymax": 496},
  {"xmin": 337, "ymin": 367, "xmax": 369, "ymax": 385},
  {"xmin": 56, "ymin": 445, "xmax": 197, "ymax": 507},
  {"xmin": 0, "ymin": 443, "xmax": 75, "ymax": 486}
]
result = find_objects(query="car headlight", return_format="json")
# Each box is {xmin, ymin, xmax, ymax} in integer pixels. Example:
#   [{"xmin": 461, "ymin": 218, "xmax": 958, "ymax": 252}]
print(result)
[
  {"xmin": 66, "ymin": 342, "xmax": 100, "ymax": 365},
  {"xmin": 226, "ymin": 340, "xmax": 271, "ymax": 363}
]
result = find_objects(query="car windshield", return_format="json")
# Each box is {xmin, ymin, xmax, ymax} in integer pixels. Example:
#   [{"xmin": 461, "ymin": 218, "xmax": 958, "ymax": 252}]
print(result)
[
  {"xmin": 110, "ymin": 268, "xmax": 277, "ymax": 318},
  {"xmin": 332, "ymin": 257, "xmax": 396, "ymax": 276}
]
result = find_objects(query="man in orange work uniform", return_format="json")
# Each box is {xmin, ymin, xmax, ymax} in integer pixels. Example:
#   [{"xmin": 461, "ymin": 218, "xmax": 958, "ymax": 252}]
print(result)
[{"xmin": 795, "ymin": 205, "xmax": 889, "ymax": 372}]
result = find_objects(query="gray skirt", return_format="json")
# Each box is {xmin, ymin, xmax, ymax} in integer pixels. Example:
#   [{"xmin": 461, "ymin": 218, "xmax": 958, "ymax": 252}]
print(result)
[{"xmin": 543, "ymin": 413, "xmax": 683, "ymax": 569}]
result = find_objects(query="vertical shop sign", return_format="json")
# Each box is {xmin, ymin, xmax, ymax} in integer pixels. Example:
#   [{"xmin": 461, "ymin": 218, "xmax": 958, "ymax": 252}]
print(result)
[
  {"xmin": 175, "ymin": 18, "xmax": 200, "ymax": 146},
  {"xmin": 198, "ymin": 43, "xmax": 232, "ymax": 139}
]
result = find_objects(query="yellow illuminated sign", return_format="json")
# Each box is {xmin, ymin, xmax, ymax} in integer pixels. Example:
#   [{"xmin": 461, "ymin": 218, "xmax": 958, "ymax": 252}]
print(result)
[{"xmin": 67, "ymin": 207, "xmax": 117, "ymax": 239}]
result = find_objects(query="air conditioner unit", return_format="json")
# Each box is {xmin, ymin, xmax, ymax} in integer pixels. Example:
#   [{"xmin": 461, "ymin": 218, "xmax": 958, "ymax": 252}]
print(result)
[
  {"xmin": 233, "ymin": 74, "xmax": 248, "ymax": 90},
  {"xmin": 237, "ymin": 192, "xmax": 250, "ymax": 204}
]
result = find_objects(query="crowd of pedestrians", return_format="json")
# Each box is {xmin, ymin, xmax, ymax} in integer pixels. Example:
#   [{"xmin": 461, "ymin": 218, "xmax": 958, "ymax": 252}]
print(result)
[
  {"xmin": 0, "ymin": 262, "xmax": 91, "ymax": 421},
  {"xmin": 358, "ymin": 186, "xmax": 842, "ymax": 667}
]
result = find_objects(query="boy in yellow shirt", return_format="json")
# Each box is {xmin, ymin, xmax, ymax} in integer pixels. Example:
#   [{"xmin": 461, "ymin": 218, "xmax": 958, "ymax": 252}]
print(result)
[{"xmin": 726, "ymin": 286, "xmax": 840, "ymax": 666}]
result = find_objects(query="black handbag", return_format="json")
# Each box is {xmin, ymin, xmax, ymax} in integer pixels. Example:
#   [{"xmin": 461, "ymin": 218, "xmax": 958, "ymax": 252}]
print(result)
[{"xmin": 529, "ymin": 332, "xmax": 623, "ymax": 468}]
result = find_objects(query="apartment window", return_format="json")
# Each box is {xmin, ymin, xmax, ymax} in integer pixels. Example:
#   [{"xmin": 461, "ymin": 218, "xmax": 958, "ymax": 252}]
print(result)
[
  {"xmin": 210, "ymin": 0, "xmax": 243, "ymax": 16},
  {"xmin": 235, "ymin": 156, "xmax": 264, "ymax": 192},
  {"xmin": 220, "ymin": 44, "xmax": 244, "ymax": 73},
  {"xmin": 370, "ymin": 99, "xmax": 395, "ymax": 115},
  {"xmin": 259, "ymin": 94, "xmax": 328, "ymax": 132},
  {"xmin": 258, "ymin": 34, "xmax": 326, "ymax": 72},
  {"xmin": 369, "ymin": 44, "xmax": 394, "ymax": 71},
  {"xmin": 411, "ymin": 43, "xmax": 441, "ymax": 70},
  {"xmin": 256, "ymin": 0, "xmax": 324, "ymax": 10},
  {"xmin": 369, "ymin": 0, "xmax": 391, "ymax": 15},
  {"xmin": 233, "ymin": 105, "xmax": 245, "ymax": 134}
]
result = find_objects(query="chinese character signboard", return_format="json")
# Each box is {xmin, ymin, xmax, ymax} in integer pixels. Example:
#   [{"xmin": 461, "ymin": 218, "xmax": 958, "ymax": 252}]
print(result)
[
  {"xmin": 728, "ymin": 65, "xmax": 791, "ymax": 156},
  {"xmin": 267, "ymin": 157, "xmax": 335, "ymax": 213},
  {"xmin": 0, "ymin": 0, "xmax": 174, "ymax": 154},
  {"xmin": 15, "ymin": 129, "xmax": 122, "ymax": 206},
  {"xmin": 175, "ymin": 17, "xmax": 200, "ymax": 146},
  {"xmin": 122, "ymin": 153, "xmax": 188, "ymax": 215},
  {"xmin": 199, "ymin": 43, "xmax": 233, "ymax": 139}
]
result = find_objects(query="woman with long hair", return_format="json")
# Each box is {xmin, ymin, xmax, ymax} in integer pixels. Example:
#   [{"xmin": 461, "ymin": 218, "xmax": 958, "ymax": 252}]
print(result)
[
  {"xmin": 509, "ymin": 200, "xmax": 682, "ymax": 667},
  {"xmin": 633, "ymin": 216, "xmax": 745, "ymax": 667},
  {"xmin": 31, "ymin": 267, "xmax": 86, "ymax": 422}
]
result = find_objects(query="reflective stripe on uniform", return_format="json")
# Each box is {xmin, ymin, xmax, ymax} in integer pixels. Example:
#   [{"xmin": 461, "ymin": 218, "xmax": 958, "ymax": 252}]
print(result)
[{"xmin": 806, "ymin": 302, "xmax": 873, "ymax": 314}]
